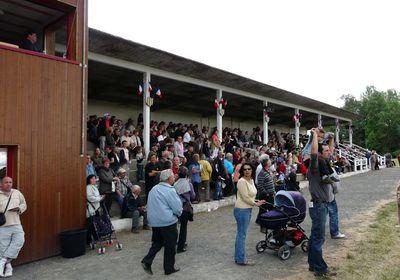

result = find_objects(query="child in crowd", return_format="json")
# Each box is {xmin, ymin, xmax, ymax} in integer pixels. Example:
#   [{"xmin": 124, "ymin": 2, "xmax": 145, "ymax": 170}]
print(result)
[
  {"xmin": 302, "ymin": 128, "xmax": 339, "ymax": 184},
  {"xmin": 135, "ymin": 146, "xmax": 144, "ymax": 181}
]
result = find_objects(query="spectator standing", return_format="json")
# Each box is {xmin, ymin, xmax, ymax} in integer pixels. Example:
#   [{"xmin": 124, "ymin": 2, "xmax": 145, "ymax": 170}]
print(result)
[
  {"xmin": 91, "ymin": 148, "xmax": 104, "ymax": 172},
  {"xmin": 98, "ymin": 159, "xmax": 119, "ymax": 214},
  {"xmin": 174, "ymin": 136, "xmax": 185, "ymax": 158},
  {"xmin": 135, "ymin": 146, "xmax": 145, "ymax": 181},
  {"xmin": 188, "ymin": 154, "xmax": 201, "ymax": 203},
  {"xmin": 199, "ymin": 154, "xmax": 212, "ymax": 201},
  {"xmin": 223, "ymin": 153, "xmax": 235, "ymax": 196},
  {"xmin": 144, "ymin": 153, "xmax": 161, "ymax": 200},
  {"xmin": 307, "ymin": 128, "xmax": 337, "ymax": 277},
  {"xmin": 86, "ymin": 175, "xmax": 103, "ymax": 244},
  {"xmin": 174, "ymin": 167, "xmax": 195, "ymax": 253},
  {"xmin": 141, "ymin": 169, "xmax": 182, "ymax": 276},
  {"xmin": 234, "ymin": 165, "xmax": 265, "ymax": 266},
  {"xmin": 256, "ymin": 156, "xmax": 275, "ymax": 224},
  {"xmin": 212, "ymin": 151, "xmax": 226, "ymax": 200},
  {"xmin": 0, "ymin": 177, "xmax": 27, "ymax": 277}
]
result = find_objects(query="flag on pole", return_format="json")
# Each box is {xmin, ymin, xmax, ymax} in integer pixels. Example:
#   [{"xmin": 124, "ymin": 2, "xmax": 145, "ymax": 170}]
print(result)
[
  {"xmin": 213, "ymin": 99, "xmax": 219, "ymax": 109},
  {"xmin": 148, "ymin": 82, "xmax": 153, "ymax": 93},
  {"xmin": 138, "ymin": 84, "xmax": 143, "ymax": 96},
  {"xmin": 155, "ymin": 88, "xmax": 162, "ymax": 98}
]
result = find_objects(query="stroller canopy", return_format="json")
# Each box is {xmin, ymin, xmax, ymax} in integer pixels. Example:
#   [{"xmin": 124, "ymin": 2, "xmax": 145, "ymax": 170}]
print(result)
[{"xmin": 259, "ymin": 191, "xmax": 307, "ymax": 230}]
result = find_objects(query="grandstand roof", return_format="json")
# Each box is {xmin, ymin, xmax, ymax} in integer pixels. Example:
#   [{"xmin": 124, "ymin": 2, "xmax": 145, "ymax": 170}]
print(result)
[{"xmin": 88, "ymin": 28, "xmax": 358, "ymax": 125}]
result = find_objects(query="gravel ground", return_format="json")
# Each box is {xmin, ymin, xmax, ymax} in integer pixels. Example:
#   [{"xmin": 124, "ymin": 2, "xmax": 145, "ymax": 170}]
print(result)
[{"xmin": 14, "ymin": 168, "xmax": 400, "ymax": 280}]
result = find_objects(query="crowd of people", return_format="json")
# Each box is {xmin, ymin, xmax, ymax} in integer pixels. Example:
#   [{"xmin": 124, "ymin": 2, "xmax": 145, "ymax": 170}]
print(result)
[{"xmin": 83, "ymin": 113, "xmax": 355, "ymax": 276}]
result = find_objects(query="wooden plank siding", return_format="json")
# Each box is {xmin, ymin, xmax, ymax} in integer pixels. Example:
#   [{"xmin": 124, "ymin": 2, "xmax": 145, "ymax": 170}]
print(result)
[{"xmin": 0, "ymin": 48, "xmax": 86, "ymax": 264}]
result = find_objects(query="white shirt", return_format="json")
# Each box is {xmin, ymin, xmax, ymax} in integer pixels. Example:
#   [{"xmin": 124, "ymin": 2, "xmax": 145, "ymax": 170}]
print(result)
[{"xmin": 183, "ymin": 132, "xmax": 191, "ymax": 143}]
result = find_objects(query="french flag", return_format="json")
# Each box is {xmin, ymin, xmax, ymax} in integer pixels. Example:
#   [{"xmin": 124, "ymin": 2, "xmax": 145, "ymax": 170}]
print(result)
[
  {"xmin": 148, "ymin": 82, "xmax": 153, "ymax": 93},
  {"xmin": 138, "ymin": 84, "xmax": 143, "ymax": 96},
  {"xmin": 155, "ymin": 88, "xmax": 162, "ymax": 98}
]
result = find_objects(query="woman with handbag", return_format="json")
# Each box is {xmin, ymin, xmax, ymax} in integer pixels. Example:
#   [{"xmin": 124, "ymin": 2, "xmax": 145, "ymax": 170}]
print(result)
[
  {"xmin": 174, "ymin": 166, "xmax": 195, "ymax": 253},
  {"xmin": 86, "ymin": 174, "xmax": 104, "ymax": 245}
]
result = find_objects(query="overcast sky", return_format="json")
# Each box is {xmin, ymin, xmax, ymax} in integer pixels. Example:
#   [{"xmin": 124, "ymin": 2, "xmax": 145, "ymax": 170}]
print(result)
[{"xmin": 88, "ymin": 0, "xmax": 399, "ymax": 107}]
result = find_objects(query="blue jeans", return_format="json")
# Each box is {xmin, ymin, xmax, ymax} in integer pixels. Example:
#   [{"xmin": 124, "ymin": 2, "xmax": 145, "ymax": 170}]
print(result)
[
  {"xmin": 213, "ymin": 181, "xmax": 222, "ymax": 200},
  {"xmin": 233, "ymin": 208, "xmax": 252, "ymax": 263},
  {"xmin": 328, "ymin": 199, "xmax": 339, "ymax": 237},
  {"xmin": 308, "ymin": 202, "xmax": 328, "ymax": 273},
  {"xmin": 137, "ymin": 164, "xmax": 144, "ymax": 181}
]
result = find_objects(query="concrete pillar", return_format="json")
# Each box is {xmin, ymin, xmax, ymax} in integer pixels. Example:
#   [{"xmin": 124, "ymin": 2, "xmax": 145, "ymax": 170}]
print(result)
[
  {"xmin": 143, "ymin": 72, "xmax": 151, "ymax": 156},
  {"xmin": 349, "ymin": 122, "xmax": 353, "ymax": 147},
  {"xmin": 335, "ymin": 118, "xmax": 340, "ymax": 144},
  {"xmin": 295, "ymin": 108, "xmax": 300, "ymax": 147},
  {"xmin": 216, "ymin": 89, "xmax": 223, "ymax": 141},
  {"xmin": 318, "ymin": 114, "xmax": 322, "ymax": 128},
  {"xmin": 263, "ymin": 100, "xmax": 269, "ymax": 145}
]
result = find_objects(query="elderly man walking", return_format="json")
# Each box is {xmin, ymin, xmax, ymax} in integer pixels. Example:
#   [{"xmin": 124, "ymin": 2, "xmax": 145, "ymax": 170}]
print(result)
[
  {"xmin": 0, "ymin": 177, "xmax": 27, "ymax": 277},
  {"xmin": 141, "ymin": 169, "xmax": 183, "ymax": 276}
]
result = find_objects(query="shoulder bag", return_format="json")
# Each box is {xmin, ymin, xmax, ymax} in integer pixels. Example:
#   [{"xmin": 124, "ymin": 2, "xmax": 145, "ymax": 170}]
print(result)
[{"xmin": 0, "ymin": 192, "xmax": 13, "ymax": 226}]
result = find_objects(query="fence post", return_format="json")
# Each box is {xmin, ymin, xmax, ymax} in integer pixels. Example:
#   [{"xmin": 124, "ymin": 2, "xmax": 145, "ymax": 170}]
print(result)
[{"xmin": 397, "ymin": 184, "xmax": 400, "ymax": 226}]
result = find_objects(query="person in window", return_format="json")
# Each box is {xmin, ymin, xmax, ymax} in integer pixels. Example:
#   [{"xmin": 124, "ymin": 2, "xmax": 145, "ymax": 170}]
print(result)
[{"xmin": 20, "ymin": 30, "xmax": 42, "ymax": 53}]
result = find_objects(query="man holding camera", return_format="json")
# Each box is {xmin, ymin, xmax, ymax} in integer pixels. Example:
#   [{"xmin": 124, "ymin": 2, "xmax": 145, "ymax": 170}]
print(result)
[{"xmin": 307, "ymin": 128, "xmax": 337, "ymax": 277}]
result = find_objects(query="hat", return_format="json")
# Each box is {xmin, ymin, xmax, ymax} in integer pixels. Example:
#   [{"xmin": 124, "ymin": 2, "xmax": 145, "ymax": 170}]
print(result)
[
  {"xmin": 117, "ymin": 168, "xmax": 126, "ymax": 174},
  {"xmin": 104, "ymin": 113, "xmax": 110, "ymax": 117},
  {"xmin": 102, "ymin": 158, "xmax": 110, "ymax": 164}
]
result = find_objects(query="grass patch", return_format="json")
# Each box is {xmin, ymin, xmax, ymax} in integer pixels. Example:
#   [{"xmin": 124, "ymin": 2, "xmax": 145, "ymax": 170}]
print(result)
[{"xmin": 334, "ymin": 202, "xmax": 400, "ymax": 280}]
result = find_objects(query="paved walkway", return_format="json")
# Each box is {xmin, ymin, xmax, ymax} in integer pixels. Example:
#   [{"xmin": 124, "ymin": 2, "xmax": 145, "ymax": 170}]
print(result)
[{"xmin": 14, "ymin": 168, "xmax": 399, "ymax": 280}]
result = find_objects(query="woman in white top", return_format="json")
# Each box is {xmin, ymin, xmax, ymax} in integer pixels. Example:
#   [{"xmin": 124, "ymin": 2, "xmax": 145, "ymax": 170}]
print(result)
[
  {"xmin": 234, "ymin": 164, "xmax": 265, "ymax": 266},
  {"xmin": 86, "ymin": 175, "xmax": 104, "ymax": 244}
]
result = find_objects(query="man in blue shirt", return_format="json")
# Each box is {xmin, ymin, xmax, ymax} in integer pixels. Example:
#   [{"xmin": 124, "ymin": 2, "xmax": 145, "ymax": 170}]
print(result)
[{"xmin": 141, "ymin": 169, "xmax": 182, "ymax": 276}]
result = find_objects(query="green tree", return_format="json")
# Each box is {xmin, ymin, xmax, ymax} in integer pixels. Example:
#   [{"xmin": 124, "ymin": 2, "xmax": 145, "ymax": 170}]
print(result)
[{"xmin": 341, "ymin": 86, "xmax": 400, "ymax": 155}]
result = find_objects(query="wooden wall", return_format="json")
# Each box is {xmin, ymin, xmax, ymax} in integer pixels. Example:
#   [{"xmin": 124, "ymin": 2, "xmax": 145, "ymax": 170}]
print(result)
[{"xmin": 0, "ymin": 48, "xmax": 86, "ymax": 264}]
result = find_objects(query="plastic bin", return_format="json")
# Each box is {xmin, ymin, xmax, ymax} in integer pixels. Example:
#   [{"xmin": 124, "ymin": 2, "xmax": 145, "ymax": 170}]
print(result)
[{"xmin": 59, "ymin": 229, "xmax": 87, "ymax": 258}]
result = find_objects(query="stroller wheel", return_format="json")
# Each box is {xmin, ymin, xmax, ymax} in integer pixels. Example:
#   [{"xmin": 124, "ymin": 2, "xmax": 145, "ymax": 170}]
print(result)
[
  {"xmin": 301, "ymin": 240, "xmax": 309, "ymax": 253},
  {"xmin": 116, "ymin": 243, "xmax": 123, "ymax": 250},
  {"xmin": 278, "ymin": 245, "xmax": 291, "ymax": 260},
  {"xmin": 98, "ymin": 247, "xmax": 105, "ymax": 254},
  {"xmin": 256, "ymin": 240, "xmax": 267, "ymax": 253}
]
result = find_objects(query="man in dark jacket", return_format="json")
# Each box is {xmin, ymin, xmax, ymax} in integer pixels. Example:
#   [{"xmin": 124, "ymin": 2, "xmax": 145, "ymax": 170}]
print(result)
[
  {"xmin": 211, "ymin": 151, "xmax": 227, "ymax": 200},
  {"xmin": 122, "ymin": 185, "xmax": 149, "ymax": 233},
  {"xmin": 98, "ymin": 158, "xmax": 119, "ymax": 214},
  {"xmin": 20, "ymin": 30, "xmax": 41, "ymax": 52}
]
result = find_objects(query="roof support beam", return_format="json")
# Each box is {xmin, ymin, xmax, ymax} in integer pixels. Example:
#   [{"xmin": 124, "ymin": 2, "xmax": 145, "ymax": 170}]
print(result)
[{"xmin": 89, "ymin": 52, "xmax": 352, "ymax": 122}]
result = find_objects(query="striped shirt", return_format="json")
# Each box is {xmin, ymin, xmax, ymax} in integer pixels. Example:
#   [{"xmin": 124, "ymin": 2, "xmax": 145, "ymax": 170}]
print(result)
[{"xmin": 256, "ymin": 168, "xmax": 275, "ymax": 198}]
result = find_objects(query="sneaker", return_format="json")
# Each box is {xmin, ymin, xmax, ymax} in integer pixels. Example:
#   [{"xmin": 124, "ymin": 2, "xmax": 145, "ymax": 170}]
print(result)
[
  {"xmin": 0, "ymin": 258, "xmax": 7, "ymax": 277},
  {"xmin": 332, "ymin": 232, "xmax": 346, "ymax": 239},
  {"xmin": 4, "ymin": 263, "xmax": 12, "ymax": 277}
]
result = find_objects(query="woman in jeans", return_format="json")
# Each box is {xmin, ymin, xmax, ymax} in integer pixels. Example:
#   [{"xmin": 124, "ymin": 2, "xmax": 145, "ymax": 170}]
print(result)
[{"xmin": 234, "ymin": 163, "xmax": 265, "ymax": 266}]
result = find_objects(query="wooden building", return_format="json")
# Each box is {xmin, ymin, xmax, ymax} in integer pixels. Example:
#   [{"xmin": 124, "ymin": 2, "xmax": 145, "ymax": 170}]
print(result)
[{"xmin": 0, "ymin": 0, "xmax": 88, "ymax": 264}]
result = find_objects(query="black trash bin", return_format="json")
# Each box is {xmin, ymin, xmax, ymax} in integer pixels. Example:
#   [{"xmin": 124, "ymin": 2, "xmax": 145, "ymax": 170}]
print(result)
[{"xmin": 59, "ymin": 229, "xmax": 87, "ymax": 258}]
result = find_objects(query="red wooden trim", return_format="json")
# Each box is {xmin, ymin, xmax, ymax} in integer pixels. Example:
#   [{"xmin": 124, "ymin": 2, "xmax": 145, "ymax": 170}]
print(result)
[{"xmin": 0, "ymin": 44, "xmax": 80, "ymax": 65}]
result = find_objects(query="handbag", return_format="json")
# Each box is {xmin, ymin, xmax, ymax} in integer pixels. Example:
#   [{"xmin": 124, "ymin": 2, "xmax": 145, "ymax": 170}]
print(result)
[
  {"xmin": 86, "ymin": 199, "xmax": 100, "ymax": 217},
  {"xmin": 183, "ymin": 201, "xmax": 194, "ymax": 222},
  {"xmin": 0, "ymin": 192, "xmax": 13, "ymax": 226}
]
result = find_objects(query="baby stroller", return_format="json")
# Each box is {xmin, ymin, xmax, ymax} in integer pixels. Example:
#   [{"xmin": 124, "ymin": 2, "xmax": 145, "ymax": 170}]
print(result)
[
  {"xmin": 88, "ymin": 203, "xmax": 122, "ymax": 254},
  {"xmin": 256, "ymin": 190, "xmax": 308, "ymax": 260}
]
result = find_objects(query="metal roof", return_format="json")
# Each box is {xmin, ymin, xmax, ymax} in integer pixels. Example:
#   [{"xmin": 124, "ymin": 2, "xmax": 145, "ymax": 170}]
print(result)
[{"xmin": 88, "ymin": 28, "xmax": 358, "ymax": 122}]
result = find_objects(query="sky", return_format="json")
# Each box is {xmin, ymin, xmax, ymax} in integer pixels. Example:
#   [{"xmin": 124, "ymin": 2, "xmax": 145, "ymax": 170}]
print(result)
[{"xmin": 88, "ymin": 0, "xmax": 399, "ymax": 108}]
